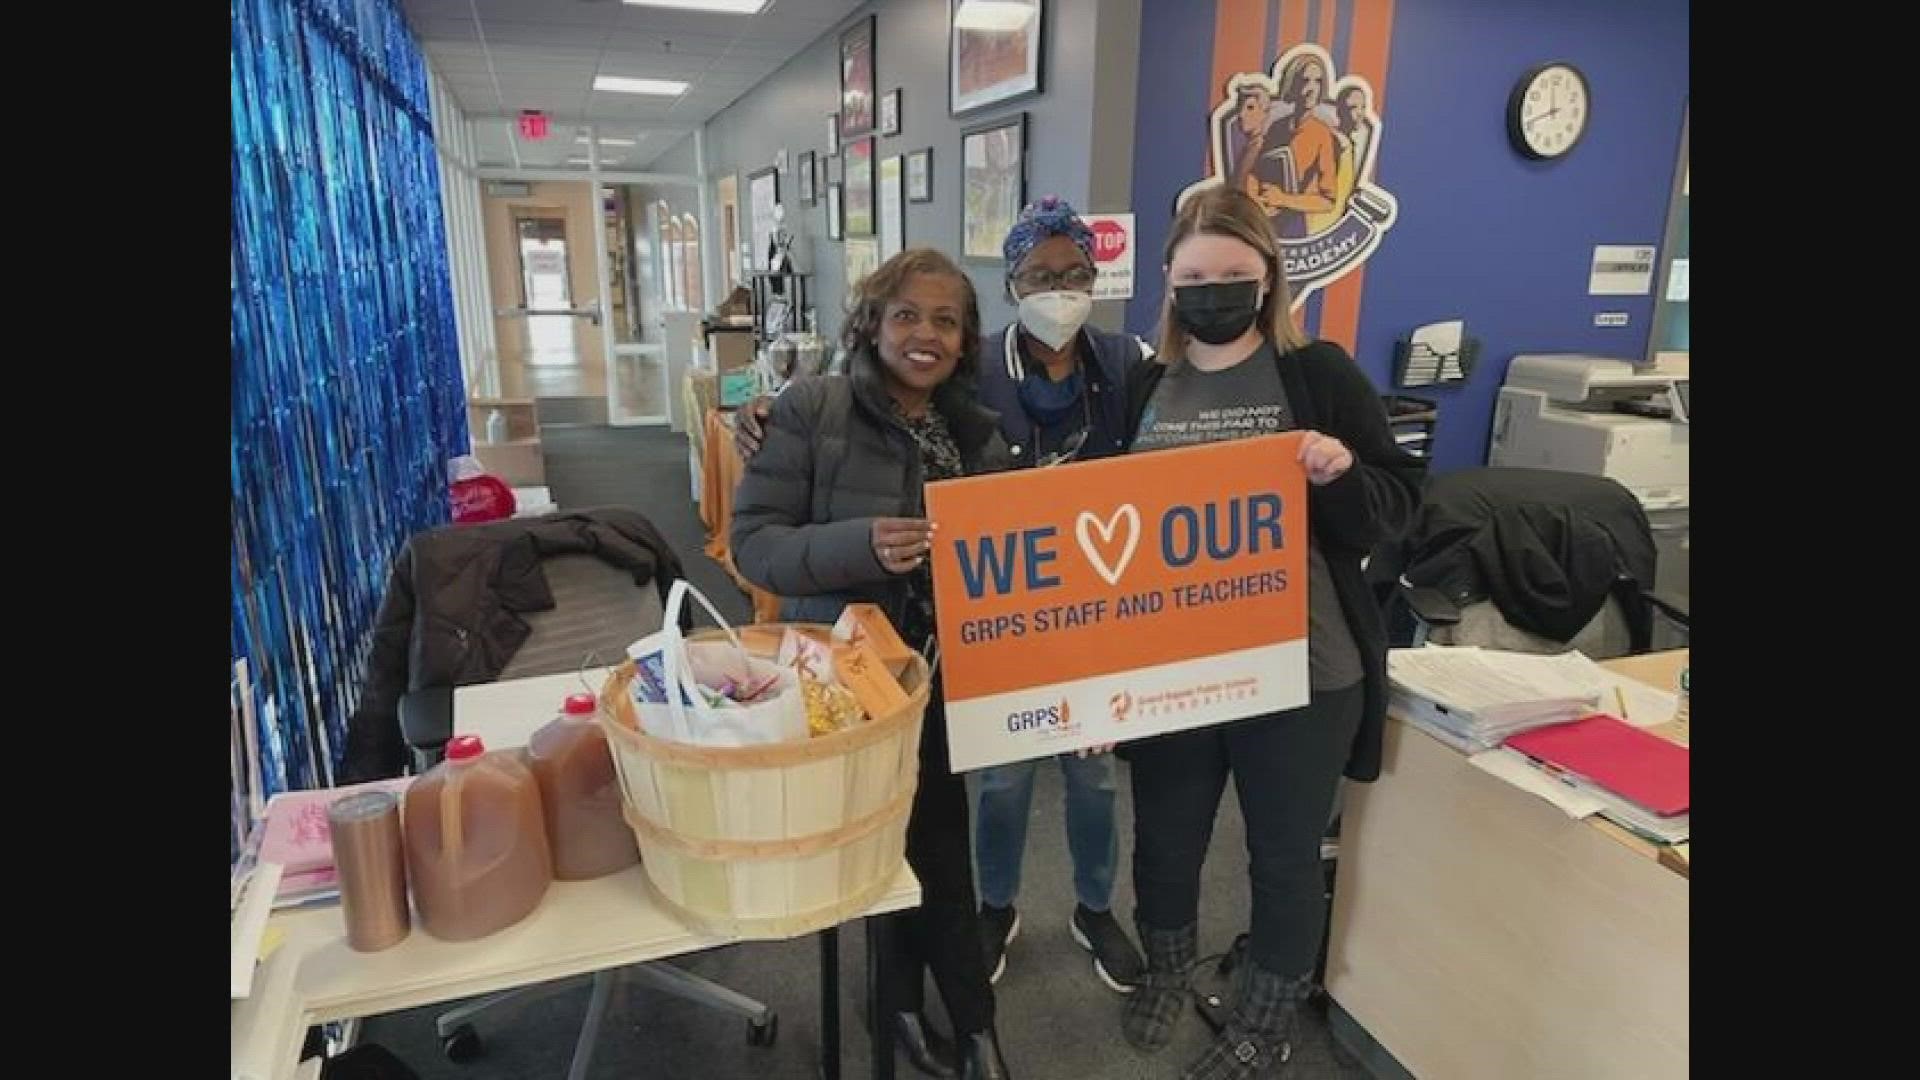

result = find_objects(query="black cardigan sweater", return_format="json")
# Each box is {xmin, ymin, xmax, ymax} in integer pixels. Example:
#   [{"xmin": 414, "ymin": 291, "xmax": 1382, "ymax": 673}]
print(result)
[{"xmin": 1122, "ymin": 340, "xmax": 1425, "ymax": 781}]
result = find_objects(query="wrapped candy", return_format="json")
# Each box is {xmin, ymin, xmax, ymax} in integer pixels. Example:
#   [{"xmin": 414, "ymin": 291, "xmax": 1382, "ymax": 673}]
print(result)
[{"xmin": 800, "ymin": 671, "xmax": 864, "ymax": 736}]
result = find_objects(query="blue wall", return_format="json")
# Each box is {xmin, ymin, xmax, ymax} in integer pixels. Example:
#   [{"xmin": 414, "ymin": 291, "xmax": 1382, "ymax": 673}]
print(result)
[{"xmin": 1126, "ymin": 0, "xmax": 1690, "ymax": 472}]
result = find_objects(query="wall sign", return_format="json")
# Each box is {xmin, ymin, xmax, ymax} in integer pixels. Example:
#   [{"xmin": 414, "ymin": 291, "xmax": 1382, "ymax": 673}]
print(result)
[
  {"xmin": 1186, "ymin": 43, "xmax": 1399, "ymax": 311},
  {"xmin": 1083, "ymin": 213, "xmax": 1135, "ymax": 301},
  {"xmin": 1589, "ymin": 244, "xmax": 1656, "ymax": 296}
]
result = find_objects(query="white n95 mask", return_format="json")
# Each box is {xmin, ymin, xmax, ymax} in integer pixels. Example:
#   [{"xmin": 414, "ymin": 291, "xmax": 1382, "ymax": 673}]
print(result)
[{"xmin": 1017, "ymin": 290, "xmax": 1094, "ymax": 350}]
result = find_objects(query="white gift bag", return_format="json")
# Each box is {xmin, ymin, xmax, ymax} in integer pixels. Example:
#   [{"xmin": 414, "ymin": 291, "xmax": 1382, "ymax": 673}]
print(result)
[{"xmin": 626, "ymin": 579, "xmax": 809, "ymax": 746}]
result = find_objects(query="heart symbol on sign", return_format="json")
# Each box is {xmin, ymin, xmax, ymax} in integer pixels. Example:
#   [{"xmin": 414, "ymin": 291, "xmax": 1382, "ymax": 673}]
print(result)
[{"xmin": 1076, "ymin": 505, "xmax": 1141, "ymax": 587}]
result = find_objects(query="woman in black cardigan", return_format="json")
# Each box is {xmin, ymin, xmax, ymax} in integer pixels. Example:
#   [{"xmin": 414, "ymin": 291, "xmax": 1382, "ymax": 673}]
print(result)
[{"xmin": 1117, "ymin": 184, "xmax": 1423, "ymax": 1079}]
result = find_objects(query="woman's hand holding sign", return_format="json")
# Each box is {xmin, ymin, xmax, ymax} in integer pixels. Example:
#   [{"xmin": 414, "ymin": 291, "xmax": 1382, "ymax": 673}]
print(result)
[
  {"xmin": 873, "ymin": 517, "xmax": 936, "ymax": 574},
  {"xmin": 1298, "ymin": 431, "xmax": 1354, "ymax": 486}
]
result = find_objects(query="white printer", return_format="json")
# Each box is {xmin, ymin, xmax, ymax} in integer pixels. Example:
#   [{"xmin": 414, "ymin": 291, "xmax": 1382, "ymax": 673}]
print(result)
[{"xmin": 1489, "ymin": 354, "xmax": 1690, "ymax": 511}]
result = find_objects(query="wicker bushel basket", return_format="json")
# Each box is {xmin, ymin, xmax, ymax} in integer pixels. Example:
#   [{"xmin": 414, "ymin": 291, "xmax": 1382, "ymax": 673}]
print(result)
[{"xmin": 597, "ymin": 625, "xmax": 928, "ymax": 940}]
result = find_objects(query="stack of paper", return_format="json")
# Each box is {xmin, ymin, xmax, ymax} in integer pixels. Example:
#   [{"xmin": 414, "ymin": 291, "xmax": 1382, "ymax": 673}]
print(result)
[
  {"xmin": 231, "ymin": 862, "xmax": 284, "ymax": 999},
  {"xmin": 1387, "ymin": 646, "xmax": 1606, "ymax": 751}
]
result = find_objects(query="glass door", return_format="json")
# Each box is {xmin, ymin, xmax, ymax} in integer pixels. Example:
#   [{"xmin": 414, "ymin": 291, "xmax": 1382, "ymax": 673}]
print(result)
[
  {"xmin": 604, "ymin": 184, "xmax": 666, "ymax": 425},
  {"xmin": 481, "ymin": 181, "xmax": 609, "ymax": 420},
  {"xmin": 477, "ymin": 165, "xmax": 707, "ymax": 429},
  {"xmin": 605, "ymin": 182, "xmax": 703, "ymax": 426},
  {"xmin": 517, "ymin": 215, "xmax": 587, "ymax": 367}
]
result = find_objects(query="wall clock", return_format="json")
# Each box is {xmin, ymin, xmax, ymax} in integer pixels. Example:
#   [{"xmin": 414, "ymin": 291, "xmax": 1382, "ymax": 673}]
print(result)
[{"xmin": 1508, "ymin": 62, "xmax": 1589, "ymax": 160}]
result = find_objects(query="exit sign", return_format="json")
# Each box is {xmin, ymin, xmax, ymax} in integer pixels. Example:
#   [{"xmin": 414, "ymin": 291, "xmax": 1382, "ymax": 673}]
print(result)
[{"xmin": 518, "ymin": 111, "xmax": 549, "ymax": 140}]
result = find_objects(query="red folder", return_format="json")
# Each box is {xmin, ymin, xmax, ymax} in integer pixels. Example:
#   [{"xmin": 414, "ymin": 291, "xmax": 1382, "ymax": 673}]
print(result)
[{"xmin": 1504, "ymin": 715, "xmax": 1690, "ymax": 816}]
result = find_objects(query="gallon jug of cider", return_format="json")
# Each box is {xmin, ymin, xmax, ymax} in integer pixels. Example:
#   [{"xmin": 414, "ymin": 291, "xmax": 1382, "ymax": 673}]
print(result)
[
  {"xmin": 404, "ymin": 735, "xmax": 552, "ymax": 941},
  {"xmin": 527, "ymin": 693, "xmax": 640, "ymax": 880}
]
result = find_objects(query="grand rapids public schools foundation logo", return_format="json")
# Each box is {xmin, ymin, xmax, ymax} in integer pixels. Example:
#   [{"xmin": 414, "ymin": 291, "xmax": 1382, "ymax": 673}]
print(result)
[{"xmin": 1185, "ymin": 43, "xmax": 1398, "ymax": 308}]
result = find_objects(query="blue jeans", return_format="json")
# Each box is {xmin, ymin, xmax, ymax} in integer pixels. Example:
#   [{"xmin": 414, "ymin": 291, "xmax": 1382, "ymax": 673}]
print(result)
[{"xmin": 973, "ymin": 751, "xmax": 1119, "ymax": 912}]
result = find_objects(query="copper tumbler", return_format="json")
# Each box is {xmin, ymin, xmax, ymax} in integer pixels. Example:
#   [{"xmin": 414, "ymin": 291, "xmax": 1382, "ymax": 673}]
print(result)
[{"xmin": 328, "ymin": 791, "xmax": 411, "ymax": 952}]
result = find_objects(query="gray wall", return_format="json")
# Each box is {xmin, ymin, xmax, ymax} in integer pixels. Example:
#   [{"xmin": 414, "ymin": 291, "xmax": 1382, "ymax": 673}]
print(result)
[
  {"xmin": 662, "ymin": 0, "xmax": 1142, "ymax": 346},
  {"xmin": 649, "ymin": 134, "xmax": 698, "ymax": 177}
]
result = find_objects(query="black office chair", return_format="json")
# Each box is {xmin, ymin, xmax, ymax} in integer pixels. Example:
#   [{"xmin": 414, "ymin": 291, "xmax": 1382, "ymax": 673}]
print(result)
[
  {"xmin": 373, "ymin": 519, "xmax": 779, "ymax": 1072},
  {"xmin": 1369, "ymin": 467, "xmax": 1689, "ymax": 660}
]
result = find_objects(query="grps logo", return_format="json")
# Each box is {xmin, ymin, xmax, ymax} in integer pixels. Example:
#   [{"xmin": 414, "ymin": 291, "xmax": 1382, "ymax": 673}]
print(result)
[{"xmin": 1006, "ymin": 698, "xmax": 1076, "ymax": 737}]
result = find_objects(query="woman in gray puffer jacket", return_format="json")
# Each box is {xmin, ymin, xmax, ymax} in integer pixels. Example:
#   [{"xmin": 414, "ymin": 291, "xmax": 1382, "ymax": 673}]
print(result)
[{"xmin": 731, "ymin": 248, "xmax": 1015, "ymax": 1080}]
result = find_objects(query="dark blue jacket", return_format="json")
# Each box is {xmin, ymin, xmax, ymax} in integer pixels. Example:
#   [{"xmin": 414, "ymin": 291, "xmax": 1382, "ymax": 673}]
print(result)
[{"xmin": 975, "ymin": 322, "xmax": 1152, "ymax": 467}]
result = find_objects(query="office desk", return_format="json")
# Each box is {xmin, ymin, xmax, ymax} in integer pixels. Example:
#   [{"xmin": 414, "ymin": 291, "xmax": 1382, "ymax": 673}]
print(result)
[
  {"xmin": 231, "ymin": 672, "xmax": 922, "ymax": 1080},
  {"xmin": 1326, "ymin": 650, "xmax": 1689, "ymax": 1080}
]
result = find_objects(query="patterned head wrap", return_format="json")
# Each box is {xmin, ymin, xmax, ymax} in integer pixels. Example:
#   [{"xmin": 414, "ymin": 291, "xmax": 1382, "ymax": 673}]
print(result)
[{"xmin": 1002, "ymin": 194, "xmax": 1095, "ymax": 269}]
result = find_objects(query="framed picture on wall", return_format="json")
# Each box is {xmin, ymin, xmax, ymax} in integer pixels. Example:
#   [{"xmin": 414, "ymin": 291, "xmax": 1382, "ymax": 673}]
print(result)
[
  {"xmin": 827, "ymin": 113, "xmax": 840, "ymax": 155},
  {"xmin": 880, "ymin": 88, "xmax": 902, "ymax": 137},
  {"xmin": 949, "ymin": 0, "xmax": 1044, "ymax": 117},
  {"xmin": 747, "ymin": 166, "xmax": 781, "ymax": 272},
  {"xmin": 879, "ymin": 155, "xmax": 905, "ymax": 260},
  {"xmin": 826, "ymin": 183, "xmax": 844, "ymax": 241},
  {"xmin": 907, "ymin": 148, "xmax": 933, "ymax": 203},
  {"xmin": 961, "ymin": 113, "xmax": 1026, "ymax": 261},
  {"xmin": 846, "ymin": 237, "xmax": 881, "ymax": 292},
  {"xmin": 840, "ymin": 15, "xmax": 877, "ymax": 138},
  {"xmin": 799, "ymin": 151, "xmax": 818, "ymax": 205},
  {"xmin": 844, "ymin": 136, "xmax": 876, "ymax": 238}
]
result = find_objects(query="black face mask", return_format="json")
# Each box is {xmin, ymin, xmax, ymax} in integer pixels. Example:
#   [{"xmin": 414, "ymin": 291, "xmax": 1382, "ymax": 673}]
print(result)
[{"xmin": 1172, "ymin": 280, "xmax": 1263, "ymax": 345}]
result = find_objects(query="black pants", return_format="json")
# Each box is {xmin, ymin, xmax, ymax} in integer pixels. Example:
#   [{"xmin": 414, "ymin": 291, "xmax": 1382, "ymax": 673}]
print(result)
[
  {"xmin": 1130, "ymin": 683, "xmax": 1363, "ymax": 978},
  {"xmin": 882, "ymin": 686, "xmax": 997, "ymax": 1035}
]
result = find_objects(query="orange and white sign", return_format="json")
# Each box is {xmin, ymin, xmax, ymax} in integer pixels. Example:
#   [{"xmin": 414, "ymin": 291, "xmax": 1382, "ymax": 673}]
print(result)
[{"xmin": 925, "ymin": 433, "xmax": 1310, "ymax": 771}]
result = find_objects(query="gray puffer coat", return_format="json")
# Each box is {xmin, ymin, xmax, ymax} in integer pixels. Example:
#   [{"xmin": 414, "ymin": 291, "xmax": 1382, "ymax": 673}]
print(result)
[{"xmin": 730, "ymin": 366, "xmax": 1012, "ymax": 631}]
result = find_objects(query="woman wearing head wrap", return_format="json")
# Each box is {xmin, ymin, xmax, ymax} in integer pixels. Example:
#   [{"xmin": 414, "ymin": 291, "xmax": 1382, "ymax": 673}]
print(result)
[{"xmin": 969, "ymin": 196, "xmax": 1153, "ymax": 998}]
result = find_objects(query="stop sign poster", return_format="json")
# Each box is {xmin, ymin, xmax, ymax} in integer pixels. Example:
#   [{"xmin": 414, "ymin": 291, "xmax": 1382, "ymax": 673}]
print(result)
[
  {"xmin": 1084, "ymin": 213, "xmax": 1135, "ymax": 301},
  {"xmin": 924, "ymin": 434, "xmax": 1310, "ymax": 771}
]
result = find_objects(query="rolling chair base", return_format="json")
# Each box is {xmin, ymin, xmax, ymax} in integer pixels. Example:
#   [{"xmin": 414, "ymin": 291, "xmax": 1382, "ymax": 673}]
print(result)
[{"xmin": 434, "ymin": 962, "xmax": 777, "ymax": 1076}]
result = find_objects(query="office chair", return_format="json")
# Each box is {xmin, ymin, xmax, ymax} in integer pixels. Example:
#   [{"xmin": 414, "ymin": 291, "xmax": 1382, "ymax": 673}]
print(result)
[
  {"xmin": 1369, "ymin": 467, "xmax": 1690, "ymax": 660},
  {"xmin": 391, "ymin": 537, "xmax": 779, "ymax": 1073}
]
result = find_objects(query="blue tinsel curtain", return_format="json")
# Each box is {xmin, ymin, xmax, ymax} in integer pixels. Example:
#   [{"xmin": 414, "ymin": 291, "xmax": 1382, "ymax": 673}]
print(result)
[{"xmin": 231, "ymin": 0, "xmax": 468, "ymax": 802}]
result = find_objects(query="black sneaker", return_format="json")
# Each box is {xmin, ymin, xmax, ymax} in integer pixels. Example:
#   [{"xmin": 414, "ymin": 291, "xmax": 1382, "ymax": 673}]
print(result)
[
  {"xmin": 979, "ymin": 904, "xmax": 1019, "ymax": 985},
  {"xmin": 1071, "ymin": 904, "xmax": 1146, "ymax": 993}
]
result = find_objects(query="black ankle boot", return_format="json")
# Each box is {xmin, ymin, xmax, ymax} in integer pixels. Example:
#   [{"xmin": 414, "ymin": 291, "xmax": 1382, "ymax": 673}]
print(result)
[
  {"xmin": 894, "ymin": 1011, "xmax": 958, "ymax": 1078},
  {"xmin": 1124, "ymin": 919, "xmax": 1198, "ymax": 1052},
  {"xmin": 1179, "ymin": 960, "xmax": 1313, "ymax": 1079},
  {"xmin": 957, "ymin": 1027, "xmax": 1012, "ymax": 1080}
]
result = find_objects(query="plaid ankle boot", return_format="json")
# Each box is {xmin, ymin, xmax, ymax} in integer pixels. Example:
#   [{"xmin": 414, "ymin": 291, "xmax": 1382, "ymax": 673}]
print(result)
[
  {"xmin": 1122, "ymin": 919, "xmax": 1197, "ymax": 1053},
  {"xmin": 1178, "ymin": 958, "xmax": 1314, "ymax": 1079}
]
